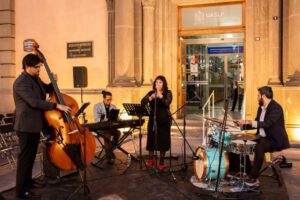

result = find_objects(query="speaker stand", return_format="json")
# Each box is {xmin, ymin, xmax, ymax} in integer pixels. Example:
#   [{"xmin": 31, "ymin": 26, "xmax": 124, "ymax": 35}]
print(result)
[
  {"xmin": 80, "ymin": 88, "xmax": 83, "ymax": 104},
  {"xmin": 80, "ymin": 87, "xmax": 86, "ymax": 124}
]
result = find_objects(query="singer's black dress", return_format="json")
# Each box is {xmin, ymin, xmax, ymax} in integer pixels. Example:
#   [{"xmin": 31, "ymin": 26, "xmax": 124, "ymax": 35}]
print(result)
[{"xmin": 141, "ymin": 90, "xmax": 172, "ymax": 151}]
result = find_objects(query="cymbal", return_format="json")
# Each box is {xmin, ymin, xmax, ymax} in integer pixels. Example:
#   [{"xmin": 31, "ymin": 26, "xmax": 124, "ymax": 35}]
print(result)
[
  {"xmin": 231, "ymin": 133, "xmax": 260, "ymax": 141},
  {"xmin": 204, "ymin": 117, "xmax": 238, "ymax": 128},
  {"xmin": 204, "ymin": 117, "xmax": 223, "ymax": 124}
]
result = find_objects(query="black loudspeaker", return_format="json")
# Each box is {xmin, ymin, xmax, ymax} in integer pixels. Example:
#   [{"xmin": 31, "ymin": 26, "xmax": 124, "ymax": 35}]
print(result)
[{"xmin": 73, "ymin": 66, "xmax": 88, "ymax": 88}]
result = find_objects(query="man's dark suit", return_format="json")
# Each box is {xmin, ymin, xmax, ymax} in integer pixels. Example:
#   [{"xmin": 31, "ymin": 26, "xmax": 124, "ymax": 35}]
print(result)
[
  {"xmin": 13, "ymin": 72, "xmax": 56, "ymax": 195},
  {"xmin": 253, "ymin": 99, "xmax": 290, "ymax": 151},
  {"xmin": 249, "ymin": 99, "xmax": 290, "ymax": 179}
]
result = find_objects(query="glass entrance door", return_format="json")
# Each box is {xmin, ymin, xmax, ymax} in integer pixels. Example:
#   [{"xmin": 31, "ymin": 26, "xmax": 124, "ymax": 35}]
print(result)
[
  {"xmin": 208, "ymin": 55, "xmax": 227, "ymax": 104},
  {"xmin": 180, "ymin": 33, "xmax": 244, "ymax": 117},
  {"xmin": 182, "ymin": 43, "xmax": 209, "ymax": 114}
]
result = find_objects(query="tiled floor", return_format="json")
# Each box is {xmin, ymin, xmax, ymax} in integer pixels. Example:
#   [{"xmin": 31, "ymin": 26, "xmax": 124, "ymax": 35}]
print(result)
[
  {"xmin": 0, "ymin": 116, "xmax": 299, "ymax": 199},
  {"xmin": 278, "ymin": 148, "xmax": 300, "ymax": 200}
]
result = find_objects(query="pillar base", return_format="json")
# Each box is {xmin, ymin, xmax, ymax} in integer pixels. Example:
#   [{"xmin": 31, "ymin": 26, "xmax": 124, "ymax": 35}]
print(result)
[
  {"xmin": 108, "ymin": 76, "xmax": 138, "ymax": 87},
  {"xmin": 285, "ymin": 71, "xmax": 300, "ymax": 86}
]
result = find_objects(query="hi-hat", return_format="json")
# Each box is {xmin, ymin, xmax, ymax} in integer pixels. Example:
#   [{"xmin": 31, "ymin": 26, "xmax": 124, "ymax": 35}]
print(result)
[{"xmin": 231, "ymin": 133, "xmax": 260, "ymax": 141}]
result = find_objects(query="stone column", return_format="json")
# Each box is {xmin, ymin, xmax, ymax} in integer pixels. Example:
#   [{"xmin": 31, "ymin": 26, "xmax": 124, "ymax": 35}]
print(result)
[
  {"xmin": 113, "ymin": 0, "xmax": 136, "ymax": 86},
  {"xmin": 106, "ymin": 0, "xmax": 115, "ymax": 86},
  {"xmin": 268, "ymin": 0, "xmax": 282, "ymax": 85},
  {"xmin": 0, "ymin": 0, "xmax": 15, "ymax": 113},
  {"xmin": 284, "ymin": 0, "xmax": 300, "ymax": 86},
  {"xmin": 134, "ymin": 0, "xmax": 143, "ymax": 86},
  {"xmin": 142, "ymin": 0, "xmax": 156, "ymax": 85}
]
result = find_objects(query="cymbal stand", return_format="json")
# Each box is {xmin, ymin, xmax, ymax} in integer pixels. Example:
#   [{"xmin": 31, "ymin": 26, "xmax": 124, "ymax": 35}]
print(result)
[
  {"xmin": 235, "ymin": 140, "xmax": 260, "ymax": 193},
  {"xmin": 235, "ymin": 140, "xmax": 247, "ymax": 192}
]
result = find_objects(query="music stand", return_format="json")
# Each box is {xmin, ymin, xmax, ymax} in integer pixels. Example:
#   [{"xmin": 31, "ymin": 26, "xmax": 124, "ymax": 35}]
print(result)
[
  {"xmin": 75, "ymin": 102, "xmax": 90, "ymax": 124},
  {"xmin": 123, "ymin": 103, "xmax": 150, "ymax": 169}
]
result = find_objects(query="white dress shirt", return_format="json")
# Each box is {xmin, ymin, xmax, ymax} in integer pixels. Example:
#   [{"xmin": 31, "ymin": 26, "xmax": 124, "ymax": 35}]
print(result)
[{"xmin": 251, "ymin": 104, "xmax": 269, "ymax": 137}]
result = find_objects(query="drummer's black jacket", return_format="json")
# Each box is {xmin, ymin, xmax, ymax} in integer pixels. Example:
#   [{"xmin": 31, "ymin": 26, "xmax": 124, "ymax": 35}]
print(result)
[{"xmin": 242, "ymin": 99, "xmax": 290, "ymax": 151}]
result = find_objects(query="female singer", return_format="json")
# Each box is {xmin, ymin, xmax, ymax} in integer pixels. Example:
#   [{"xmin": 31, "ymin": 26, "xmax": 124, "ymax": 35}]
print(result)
[{"xmin": 141, "ymin": 75, "xmax": 172, "ymax": 170}]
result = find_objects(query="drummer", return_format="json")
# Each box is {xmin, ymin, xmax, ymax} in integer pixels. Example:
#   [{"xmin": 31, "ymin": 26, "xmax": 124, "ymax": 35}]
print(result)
[{"xmin": 236, "ymin": 86, "xmax": 290, "ymax": 187}]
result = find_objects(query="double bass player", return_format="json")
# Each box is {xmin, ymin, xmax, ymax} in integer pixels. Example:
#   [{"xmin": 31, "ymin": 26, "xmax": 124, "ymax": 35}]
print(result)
[{"xmin": 13, "ymin": 53, "xmax": 71, "ymax": 199}]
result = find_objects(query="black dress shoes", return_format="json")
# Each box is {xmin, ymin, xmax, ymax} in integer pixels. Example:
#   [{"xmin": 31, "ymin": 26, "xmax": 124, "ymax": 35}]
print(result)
[
  {"xmin": 110, "ymin": 151, "xmax": 116, "ymax": 159},
  {"xmin": 16, "ymin": 191, "xmax": 41, "ymax": 199},
  {"xmin": 29, "ymin": 180, "xmax": 46, "ymax": 189},
  {"xmin": 107, "ymin": 157, "xmax": 115, "ymax": 165}
]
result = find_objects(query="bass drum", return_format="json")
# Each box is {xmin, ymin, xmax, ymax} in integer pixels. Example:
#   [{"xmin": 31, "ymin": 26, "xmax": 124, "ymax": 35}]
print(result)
[{"xmin": 193, "ymin": 147, "xmax": 229, "ymax": 181}]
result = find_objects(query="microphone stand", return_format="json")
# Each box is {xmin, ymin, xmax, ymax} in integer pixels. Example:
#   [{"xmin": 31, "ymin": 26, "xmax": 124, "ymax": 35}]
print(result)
[
  {"xmin": 183, "ymin": 102, "xmax": 187, "ymax": 170},
  {"xmin": 137, "ymin": 105, "xmax": 146, "ymax": 169},
  {"xmin": 170, "ymin": 103, "xmax": 198, "ymax": 165},
  {"xmin": 214, "ymin": 99, "xmax": 229, "ymax": 194},
  {"xmin": 69, "ymin": 104, "xmax": 91, "ymax": 198},
  {"xmin": 198, "ymin": 100, "xmax": 229, "ymax": 199},
  {"xmin": 82, "ymin": 126, "xmax": 90, "ymax": 195},
  {"xmin": 153, "ymin": 91, "xmax": 176, "ymax": 180},
  {"xmin": 153, "ymin": 91, "xmax": 158, "ymax": 171}
]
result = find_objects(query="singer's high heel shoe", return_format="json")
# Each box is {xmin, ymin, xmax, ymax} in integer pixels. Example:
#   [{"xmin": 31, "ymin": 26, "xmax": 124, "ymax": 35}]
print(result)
[
  {"xmin": 146, "ymin": 159, "xmax": 155, "ymax": 167},
  {"xmin": 158, "ymin": 163, "xmax": 166, "ymax": 171}
]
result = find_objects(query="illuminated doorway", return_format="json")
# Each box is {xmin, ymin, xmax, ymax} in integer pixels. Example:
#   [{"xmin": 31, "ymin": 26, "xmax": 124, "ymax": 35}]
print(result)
[
  {"xmin": 181, "ymin": 34, "xmax": 244, "ymax": 116},
  {"xmin": 178, "ymin": 1, "xmax": 245, "ymax": 118}
]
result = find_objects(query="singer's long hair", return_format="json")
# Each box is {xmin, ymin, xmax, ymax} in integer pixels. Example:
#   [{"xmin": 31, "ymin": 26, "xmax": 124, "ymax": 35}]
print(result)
[{"xmin": 152, "ymin": 75, "xmax": 168, "ymax": 92}]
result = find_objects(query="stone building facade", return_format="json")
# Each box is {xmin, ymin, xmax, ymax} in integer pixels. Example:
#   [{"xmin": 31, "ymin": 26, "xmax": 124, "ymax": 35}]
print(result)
[{"xmin": 0, "ymin": 0, "xmax": 300, "ymax": 142}]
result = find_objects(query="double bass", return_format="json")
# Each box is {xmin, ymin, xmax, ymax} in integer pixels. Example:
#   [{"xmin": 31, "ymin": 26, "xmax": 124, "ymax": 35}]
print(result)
[{"xmin": 33, "ymin": 42, "xmax": 96, "ymax": 170}]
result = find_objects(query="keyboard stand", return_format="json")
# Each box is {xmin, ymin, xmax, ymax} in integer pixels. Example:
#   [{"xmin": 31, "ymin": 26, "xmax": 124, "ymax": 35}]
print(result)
[{"xmin": 92, "ymin": 128, "xmax": 138, "ymax": 168}]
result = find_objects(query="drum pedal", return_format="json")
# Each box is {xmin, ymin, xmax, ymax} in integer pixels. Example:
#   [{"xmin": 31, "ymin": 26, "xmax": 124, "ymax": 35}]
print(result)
[
  {"xmin": 273, "ymin": 155, "xmax": 292, "ymax": 168},
  {"xmin": 280, "ymin": 162, "xmax": 292, "ymax": 168}
]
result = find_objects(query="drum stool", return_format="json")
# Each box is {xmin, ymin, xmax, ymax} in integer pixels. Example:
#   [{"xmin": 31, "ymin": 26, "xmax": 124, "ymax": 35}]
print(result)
[{"xmin": 259, "ymin": 151, "xmax": 283, "ymax": 186}]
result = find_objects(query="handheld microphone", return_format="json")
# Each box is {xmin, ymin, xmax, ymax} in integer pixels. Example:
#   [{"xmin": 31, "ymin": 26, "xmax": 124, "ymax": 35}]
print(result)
[{"xmin": 154, "ymin": 87, "xmax": 158, "ymax": 98}]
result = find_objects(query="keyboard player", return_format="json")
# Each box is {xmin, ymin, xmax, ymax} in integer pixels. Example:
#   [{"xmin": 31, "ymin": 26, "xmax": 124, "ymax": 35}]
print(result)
[{"xmin": 93, "ymin": 90, "xmax": 120, "ymax": 164}]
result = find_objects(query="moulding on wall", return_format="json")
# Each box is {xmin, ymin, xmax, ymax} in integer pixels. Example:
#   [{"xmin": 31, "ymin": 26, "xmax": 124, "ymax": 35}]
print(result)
[{"xmin": 285, "ymin": 70, "xmax": 300, "ymax": 86}]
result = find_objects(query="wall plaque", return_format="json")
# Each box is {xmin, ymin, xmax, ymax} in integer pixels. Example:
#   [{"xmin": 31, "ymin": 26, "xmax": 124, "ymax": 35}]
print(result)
[
  {"xmin": 67, "ymin": 41, "xmax": 93, "ymax": 58},
  {"xmin": 23, "ymin": 39, "xmax": 35, "ymax": 52}
]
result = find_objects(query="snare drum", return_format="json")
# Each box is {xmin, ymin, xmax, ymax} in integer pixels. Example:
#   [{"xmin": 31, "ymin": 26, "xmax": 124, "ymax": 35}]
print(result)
[
  {"xmin": 231, "ymin": 140, "xmax": 256, "ymax": 154},
  {"xmin": 193, "ymin": 147, "xmax": 229, "ymax": 181}
]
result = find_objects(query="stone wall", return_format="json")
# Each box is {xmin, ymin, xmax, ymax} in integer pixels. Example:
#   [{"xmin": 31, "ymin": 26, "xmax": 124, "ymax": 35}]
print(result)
[
  {"xmin": 12, "ymin": 0, "xmax": 108, "ymax": 121},
  {"xmin": 246, "ymin": 0, "xmax": 300, "ymax": 142},
  {"xmin": 284, "ymin": 0, "xmax": 300, "ymax": 85},
  {"xmin": 0, "ymin": 0, "xmax": 15, "ymax": 113},
  {"xmin": 1, "ymin": 0, "xmax": 300, "ymax": 141}
]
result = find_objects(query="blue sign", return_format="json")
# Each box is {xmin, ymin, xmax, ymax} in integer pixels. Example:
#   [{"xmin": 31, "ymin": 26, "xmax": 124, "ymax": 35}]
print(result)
[{"xmin": 208, "ymin": 46, "xmax": 243, "ymax": 54}]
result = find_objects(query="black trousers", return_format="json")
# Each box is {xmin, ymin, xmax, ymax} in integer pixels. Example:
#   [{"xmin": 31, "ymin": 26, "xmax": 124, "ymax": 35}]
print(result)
[
  {"xmin": 101, "ymin": 130, "xmax": 121, "ymax": 151},
  {"xmin": 231, "ymin": 88, "xmax": 244, "ymax": 111},
  {"xmin": 16, "ymin": 132, "xmax": 40, "ymax": 195},
  {"xmin": 229, "ymin": 152, "xmax": 252, "ymax": 175},
  {"xmin": 231, "ymin": 88, "xmax": 238, "ymax": 111},
  {"xmin": 250, "ymin": 137, "xmax": 272, "ymax": 179}
]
